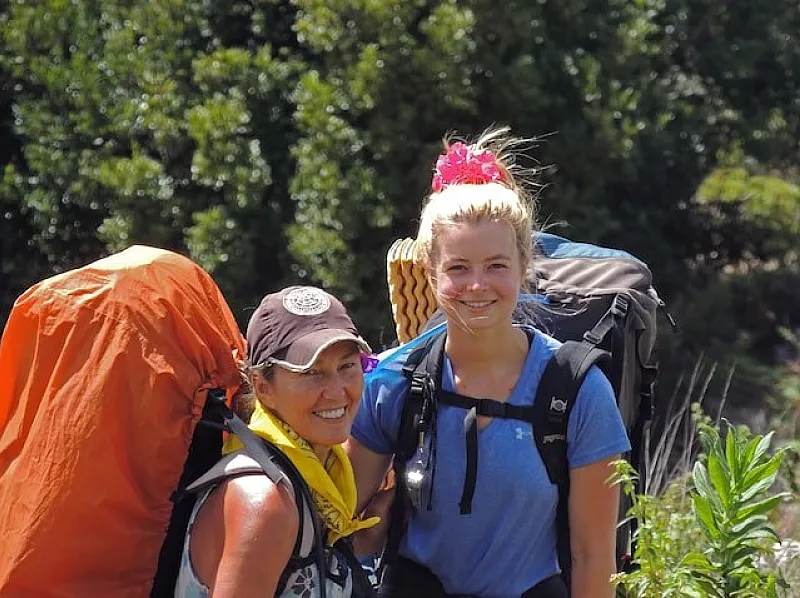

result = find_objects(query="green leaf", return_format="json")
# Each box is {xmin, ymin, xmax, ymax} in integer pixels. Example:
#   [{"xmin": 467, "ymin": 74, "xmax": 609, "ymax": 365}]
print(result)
[
  {"xmin": 745, "ymin": 432, "xmax": 775, "ymax": 468},
  {"xmin": 740, "ymin": 452, "xmax": 783, "ymax": 494},
  {"xmin": 680, "ymin": 552, "xmax": 716, "ymax": 572},
  {"xmin": 725, "ymin": 424, "xmax": 740, "ymax": 480},
  {"xmin": 729, "ymin": 514, "xmax": 769, "ymax": 538},
  {"xmin": 739, "ymin": 460, "xmax": 782, "ymax": 502},
  {"xmin": 708, "ymin": 448, "xmax": 732, "ymax": 508},
  {"xmin": 732, "ymin": 494, "xmax": 786, "ymax": 526},
  {"xmin": 692, "ymin": 492, "xmax": 720, "ymax": 538},
  {"xmin": 693, "ymin": 462, "xmax": 724, "ymax": 515}
]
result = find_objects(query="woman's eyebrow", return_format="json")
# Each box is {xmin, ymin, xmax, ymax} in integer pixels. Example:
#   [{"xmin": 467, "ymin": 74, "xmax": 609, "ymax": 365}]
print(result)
[{"xmin": 486, "ymin": 254, "xmax": 512, "ymax": 260}]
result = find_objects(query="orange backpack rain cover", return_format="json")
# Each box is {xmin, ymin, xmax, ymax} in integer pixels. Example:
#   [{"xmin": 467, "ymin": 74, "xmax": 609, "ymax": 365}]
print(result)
[{"xmin": 0, "ymin": 245, "xmax": 246, "ymax": 597}]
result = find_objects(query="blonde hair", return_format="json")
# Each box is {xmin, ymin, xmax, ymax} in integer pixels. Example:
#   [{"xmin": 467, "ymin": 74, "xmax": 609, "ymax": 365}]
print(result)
[{"xmin": 415, "ymin": 126, "xmax": 538, "ymax": 270}]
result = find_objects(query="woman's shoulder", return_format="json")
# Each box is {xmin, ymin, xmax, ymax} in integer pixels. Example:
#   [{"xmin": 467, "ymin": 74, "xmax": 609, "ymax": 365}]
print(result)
[
  {"xmin": 188, "ymin": 472, "xmax": 300, "ymax": 591},
  {"xmin": 518, "ymin": 325, "xmax": 561, "ymax": 364},
  {"xmin": 210, "ymin": 473, "xmax": 300, "ymax": 550}
]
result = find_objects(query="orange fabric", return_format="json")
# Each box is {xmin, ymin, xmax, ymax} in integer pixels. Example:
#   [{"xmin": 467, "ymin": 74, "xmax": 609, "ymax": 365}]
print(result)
[{"xmin": 0, "ymin": 245, "xmax": 246, "ymax": 598}]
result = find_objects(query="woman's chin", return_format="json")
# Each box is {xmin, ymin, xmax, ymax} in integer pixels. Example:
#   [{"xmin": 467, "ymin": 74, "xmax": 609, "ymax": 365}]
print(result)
[{"xmin": 308, "ymin": 421, "xmax": 352, "ymax": 448}]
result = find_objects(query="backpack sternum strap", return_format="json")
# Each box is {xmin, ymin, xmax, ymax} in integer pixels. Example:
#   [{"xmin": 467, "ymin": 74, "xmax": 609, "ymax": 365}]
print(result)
[{"xmin": 437, "ymin": 390, "xmax": 537, "ymax": 422}]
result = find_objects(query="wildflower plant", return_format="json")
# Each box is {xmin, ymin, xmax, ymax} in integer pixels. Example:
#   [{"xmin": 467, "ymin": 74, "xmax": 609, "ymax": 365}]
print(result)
[{"xmin": 614, "ymin": 421, "xmax": 789, "ymax": 597}]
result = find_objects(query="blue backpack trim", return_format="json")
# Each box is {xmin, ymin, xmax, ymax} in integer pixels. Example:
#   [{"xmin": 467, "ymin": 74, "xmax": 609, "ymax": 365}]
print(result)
[{"xmin": 536, "ymin": 232, "xmax": 644, "ymax": 264}]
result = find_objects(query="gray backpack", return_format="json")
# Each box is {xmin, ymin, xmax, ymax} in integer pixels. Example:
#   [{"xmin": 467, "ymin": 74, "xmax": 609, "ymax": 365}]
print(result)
[{"xmin": 386, "ymin": 232, "xmax": 668, "ymax": 587}]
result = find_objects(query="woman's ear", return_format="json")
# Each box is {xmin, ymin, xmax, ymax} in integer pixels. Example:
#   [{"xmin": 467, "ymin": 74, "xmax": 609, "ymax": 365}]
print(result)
[{"xmin": 251, "ymin": 370, "xmax": 277, "ymax": 409}]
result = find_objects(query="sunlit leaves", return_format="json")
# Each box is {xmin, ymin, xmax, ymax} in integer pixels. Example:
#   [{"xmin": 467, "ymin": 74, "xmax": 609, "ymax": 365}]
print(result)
[
  {"xmin": 690, "ymin": 422, "xmax": 788, "ymax": 595},
  {"xmin": 697, "ymin": 167, "xmax": 800, "ymax": 236},
  {"xmin": 615, "ymin": 421, "xmax": 789, "ymax": 597}
]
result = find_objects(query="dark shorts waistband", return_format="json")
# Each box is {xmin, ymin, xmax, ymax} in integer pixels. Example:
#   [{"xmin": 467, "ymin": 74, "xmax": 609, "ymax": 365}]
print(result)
[{"xmin": 376, "ymin": 556, "xmax": 568, "ymax": 598}]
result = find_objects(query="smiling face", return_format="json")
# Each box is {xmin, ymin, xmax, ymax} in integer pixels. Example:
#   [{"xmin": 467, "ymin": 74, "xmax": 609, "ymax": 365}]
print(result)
[
  {"xmin": 430, "ymin": 219, "xmax": 525, "ymax": 332},
  {"xmin": 254, "ymin": 340, "xmax": 364, "ymax": 460}
]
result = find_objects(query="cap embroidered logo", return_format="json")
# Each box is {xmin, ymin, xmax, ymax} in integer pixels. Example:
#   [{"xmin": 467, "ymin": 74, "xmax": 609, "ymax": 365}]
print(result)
[{"xmin": 282, "ymin": 287, "xmax": 331, "ymax": 316}]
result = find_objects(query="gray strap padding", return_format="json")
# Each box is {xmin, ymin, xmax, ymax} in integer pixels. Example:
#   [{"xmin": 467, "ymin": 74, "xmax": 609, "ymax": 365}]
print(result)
[{"xmin": 186, "ymin": 451, "xmax": 315, "ymax": 559}]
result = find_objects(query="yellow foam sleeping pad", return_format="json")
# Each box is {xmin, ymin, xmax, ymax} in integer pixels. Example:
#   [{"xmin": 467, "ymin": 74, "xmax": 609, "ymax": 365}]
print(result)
[{"xmin": 386, "ymin": 237, "xmax": 438, "ymax": 344}]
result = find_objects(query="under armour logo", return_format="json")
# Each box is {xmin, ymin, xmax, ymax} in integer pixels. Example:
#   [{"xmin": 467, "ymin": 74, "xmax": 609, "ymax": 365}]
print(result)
[
  {"xmin": 515, "ymin": 427, "xmax": 533, "ymax": 440},
  {"xmin": 550, "ymin": 396, "xmax": 567, "ymax": 413}
]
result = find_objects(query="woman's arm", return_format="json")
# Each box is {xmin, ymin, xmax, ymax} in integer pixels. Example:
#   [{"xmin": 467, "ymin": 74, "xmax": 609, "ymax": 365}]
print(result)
[
  {"xmin": 568, "ymin": 455, "xmax": 620, "ymax": 598},
  {"xmin": 345, "ymin": 436, "xmax": 394, "ymax": 557},
  {"xmin": 190, "ymin": 474, "xmax": 299, "ymax": 598},
  {"xmin": 345, "ymin": 436, "xmax": 392, "ymax": 513}
]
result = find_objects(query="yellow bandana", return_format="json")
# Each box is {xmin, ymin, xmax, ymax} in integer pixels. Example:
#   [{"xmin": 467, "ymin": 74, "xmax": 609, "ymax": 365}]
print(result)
[{"xmin": 222, "ymin": 402, "xmax": 378, "ymax": 545}]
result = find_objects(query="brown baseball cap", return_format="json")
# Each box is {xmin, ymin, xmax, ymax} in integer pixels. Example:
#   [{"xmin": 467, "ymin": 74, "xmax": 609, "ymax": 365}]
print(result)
[{"xmin": 246, "ymin": 285, "xmax": 371, "ymax": 371}]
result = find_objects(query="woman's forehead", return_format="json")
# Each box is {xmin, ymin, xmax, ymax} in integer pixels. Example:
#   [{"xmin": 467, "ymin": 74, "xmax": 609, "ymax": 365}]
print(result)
[
  {"xmin": 435, "ymin": 221, "xmax": 517, "ymax": 255},
  {"xmin": 309, "ymin": 340, "xmax": 361, "ymax": 366}
]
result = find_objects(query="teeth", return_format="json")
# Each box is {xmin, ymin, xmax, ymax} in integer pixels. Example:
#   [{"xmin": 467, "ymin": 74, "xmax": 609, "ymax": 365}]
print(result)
[
  {"xmin": 316, "ymin": 407, "xmax": 346, "ymax": 420},
  {"xmin": 463, "ymin": 300, "xmax": 493, "ymax": 308}
]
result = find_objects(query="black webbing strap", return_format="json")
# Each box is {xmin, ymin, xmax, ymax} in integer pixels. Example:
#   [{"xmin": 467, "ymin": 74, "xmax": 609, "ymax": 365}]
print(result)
[
  {"xmin": 381, "ymin": 331, "xmax": 447, "ymax": 579},
  {"xmin": 621, "ymin": 362, "xmax": 657, "ymax": 570},
  {"xmin": 629, "ymin": 364, "xmax": 656, "ymax": 480},
  {"xmin": 438, "ymin": 390, "xmax": 537, "ymax": 422},
  {"xmin": 460, "ymin": 407, "xmax": 478, "ymax": 515},
  {"xmin": 204, "ymin": 390, "xmax": 291, "ymax": 488},
  {"xmin": 583, "ymin": 294, "xmax": 630, "ymax": 348},
  {"xmin": 437, "ymin": 390, "xmax": 539, "ymax": 516},
  {"xmin": 405, "ymin": 333, "xmax": 546, "ymax": 519},
  {"xmin": 333, "ymin": 536, "xmax": 378, "ymax": 598},
  {"xmin": 533, "ymin": 341, "xmax": 610, "ymax": 587}
]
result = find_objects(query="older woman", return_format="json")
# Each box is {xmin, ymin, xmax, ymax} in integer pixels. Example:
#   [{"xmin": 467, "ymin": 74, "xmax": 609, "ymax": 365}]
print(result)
[{"xmin": 175, "ymin": 286, "xmax": 378, "ymax": 598}]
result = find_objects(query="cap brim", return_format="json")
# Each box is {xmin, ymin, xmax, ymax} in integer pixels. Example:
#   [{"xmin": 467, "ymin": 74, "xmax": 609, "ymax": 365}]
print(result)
[{"xmin": 271, "ymin": 328, "xmax": 371, "ymax": 372}]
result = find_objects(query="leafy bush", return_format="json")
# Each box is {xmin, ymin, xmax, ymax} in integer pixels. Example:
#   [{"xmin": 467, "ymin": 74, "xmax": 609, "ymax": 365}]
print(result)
[{"xmin": 614, "ymin": 421, "xmax": 790, "ymax": 597}]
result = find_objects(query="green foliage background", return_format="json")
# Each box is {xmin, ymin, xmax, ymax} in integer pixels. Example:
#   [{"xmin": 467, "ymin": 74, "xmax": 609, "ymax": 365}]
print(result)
[{"xmin": 1, "ymin": 0, "xmax": 799, "ymax": 408}]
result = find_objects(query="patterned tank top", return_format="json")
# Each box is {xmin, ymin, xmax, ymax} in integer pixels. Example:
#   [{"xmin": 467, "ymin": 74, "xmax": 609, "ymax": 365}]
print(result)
[{"xmin": 173, "ymin": 453, "xmax": 354, "ymax": 598}]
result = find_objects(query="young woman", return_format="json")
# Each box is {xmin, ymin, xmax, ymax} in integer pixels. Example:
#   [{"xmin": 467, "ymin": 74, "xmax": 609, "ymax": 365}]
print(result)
[
  {"xmin": 175, "ymin": 285, "xmax": 379, "ymax": 598},
  {"xmin": 347, "ymin": 129, "xmax": 630, "ymax": 598}
]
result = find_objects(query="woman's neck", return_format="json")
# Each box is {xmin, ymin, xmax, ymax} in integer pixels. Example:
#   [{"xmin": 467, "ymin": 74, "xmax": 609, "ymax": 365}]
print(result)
[
  {"xmin": 444, "ymin": 322, "xmax": 528, "ymax": 368},
  {"xmin": 312, "ymin": 445, "xmax": 332, "ymax": 465}
]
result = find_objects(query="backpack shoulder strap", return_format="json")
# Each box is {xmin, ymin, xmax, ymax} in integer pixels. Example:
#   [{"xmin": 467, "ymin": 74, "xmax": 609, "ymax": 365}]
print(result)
[
  {"xmin": 379, "ymin": 330, "xmax": 446, "ymax": 578},
  {"xmin": 185, "ymin": 451, "xmax": 264, "ymax": 492},
  {"xmin": 533, "ymin": 340, "xmax": 610, "ymax": 585},
  {"xmin": 200, "ymin": 390, "xmax": 332, "ymax": 597},
  {"xmin": 533, "ymin": 340, "xmax": 611, "ymax": 485},
  {"xmin": 185, "ymin": 450, "xmax": 317, "ymax": 561},
  {"xmin": 396, "ymin": 330, "xmax": 447, "ymax": 461}
]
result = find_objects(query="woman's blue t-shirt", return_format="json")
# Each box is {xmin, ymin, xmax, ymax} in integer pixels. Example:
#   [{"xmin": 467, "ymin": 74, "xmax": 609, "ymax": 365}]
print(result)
[{"xmin": 351, "ymin": 327, "xmax": 631, "ymax": 598}]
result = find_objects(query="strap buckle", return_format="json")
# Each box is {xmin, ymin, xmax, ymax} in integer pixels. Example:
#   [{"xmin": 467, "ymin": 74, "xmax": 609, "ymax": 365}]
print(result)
[
  {"xmin": 583, "ymin": 329, "xmax": 603, "ymax": 345},
  {"xmin": 611, "ymin": 294, "xmax": 630, "ymax": 317}
]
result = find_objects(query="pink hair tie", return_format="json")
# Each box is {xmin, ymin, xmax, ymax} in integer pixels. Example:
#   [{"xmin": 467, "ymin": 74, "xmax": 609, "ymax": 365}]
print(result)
[{"xmin": 431, "ymin": 142, "xmax": 504, "ymax": 192}]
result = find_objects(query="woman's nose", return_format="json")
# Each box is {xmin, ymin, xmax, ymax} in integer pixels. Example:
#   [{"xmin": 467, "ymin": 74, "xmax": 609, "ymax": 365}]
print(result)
[
  {"xmin": 468, "ymin": 271, "xmax": 486, "ymax": 290},
  {"xmin": 320, "ymin": 372, "xmax": 348, "ymax": 396}
]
